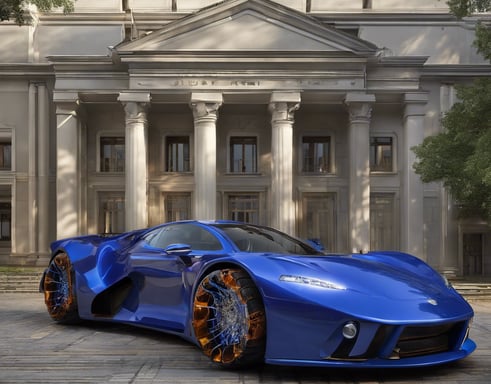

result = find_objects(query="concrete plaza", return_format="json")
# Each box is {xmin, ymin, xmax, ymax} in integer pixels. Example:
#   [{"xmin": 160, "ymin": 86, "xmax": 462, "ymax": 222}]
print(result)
[{"xmin": 0, "ymin": 293, "xmax": 490, "ymax": 383}]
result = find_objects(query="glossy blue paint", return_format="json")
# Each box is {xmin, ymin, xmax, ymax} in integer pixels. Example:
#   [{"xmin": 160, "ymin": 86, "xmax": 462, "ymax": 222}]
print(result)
[{"xmin": 42, "ymin": 220, "xmax": 476, "ymax": 368}]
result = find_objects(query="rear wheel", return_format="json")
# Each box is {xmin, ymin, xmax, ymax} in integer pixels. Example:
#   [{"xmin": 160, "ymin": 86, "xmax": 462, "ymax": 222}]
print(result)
[
  {"xmin": 192, "ymin": 268, "xmax": 266, "ymax": 368},
  {"xmin": 43, "ymin": 252, "xmax": 80, "ymax": 324}
]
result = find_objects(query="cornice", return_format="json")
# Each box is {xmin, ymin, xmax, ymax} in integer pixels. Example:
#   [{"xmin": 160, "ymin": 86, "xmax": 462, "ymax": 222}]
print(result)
[
  {"xmin": 421, "ymin": 64, "xmax": 491, "ymax": 78},
  {"xmin": 0, "ymin": 63, "xmax": 53, "ymax": 77}
]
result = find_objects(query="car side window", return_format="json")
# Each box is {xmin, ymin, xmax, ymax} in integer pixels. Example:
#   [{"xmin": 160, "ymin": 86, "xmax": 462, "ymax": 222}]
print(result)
[{"xmin": 146, "ymin": 224, "xmax": 222, "ymax": 251}]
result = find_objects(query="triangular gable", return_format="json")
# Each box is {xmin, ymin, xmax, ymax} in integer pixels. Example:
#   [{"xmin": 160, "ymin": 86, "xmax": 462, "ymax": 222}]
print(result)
[{"xmin": 117, "ymin": 0, "xmax": 378, "ymax": 56}]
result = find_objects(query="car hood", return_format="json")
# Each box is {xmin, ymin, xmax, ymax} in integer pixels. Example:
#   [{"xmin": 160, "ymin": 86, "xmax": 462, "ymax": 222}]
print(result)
[{"xmin": 260, "ymin": 253, "xmax": 473, "ymax": 323}]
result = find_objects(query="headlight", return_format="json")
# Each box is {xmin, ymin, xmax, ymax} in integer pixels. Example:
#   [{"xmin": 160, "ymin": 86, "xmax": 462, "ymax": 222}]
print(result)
[{"xmin": 279, "ymin": 275, "xmax": 346, "ymax": 290}]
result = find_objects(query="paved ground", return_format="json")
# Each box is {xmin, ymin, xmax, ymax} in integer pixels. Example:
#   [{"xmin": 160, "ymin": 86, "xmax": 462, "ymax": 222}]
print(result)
[{"xmin": 1, "ymin": 293, "xmax": 490, "ymax": 384}]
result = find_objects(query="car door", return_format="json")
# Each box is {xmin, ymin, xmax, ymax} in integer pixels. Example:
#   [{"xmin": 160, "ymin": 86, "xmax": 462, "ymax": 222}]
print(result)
[{"xmin": 126, "ymin": 223, "xmax": 223, "ymax": 333}]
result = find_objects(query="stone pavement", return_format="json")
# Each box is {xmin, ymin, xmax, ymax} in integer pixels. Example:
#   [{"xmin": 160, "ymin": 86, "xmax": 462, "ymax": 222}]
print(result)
[{"xmin": 0, "ymin": 293, "xmax": 490, "ymax": 384}]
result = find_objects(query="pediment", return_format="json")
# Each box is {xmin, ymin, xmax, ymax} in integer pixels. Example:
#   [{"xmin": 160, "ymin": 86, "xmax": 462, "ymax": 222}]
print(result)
[{"xmin": 117, "ymin": 0, "xmax": 378, "ymax": 56}]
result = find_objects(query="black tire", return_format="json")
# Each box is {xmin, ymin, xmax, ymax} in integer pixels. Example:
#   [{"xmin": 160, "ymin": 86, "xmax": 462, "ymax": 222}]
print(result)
[
  {"xmin": 43, "ymin": 252, "xmax": 80, "ymax": 324},
  {"xmin": 192, "ymin": 268, "xmax": 266, "ymax": 368}
]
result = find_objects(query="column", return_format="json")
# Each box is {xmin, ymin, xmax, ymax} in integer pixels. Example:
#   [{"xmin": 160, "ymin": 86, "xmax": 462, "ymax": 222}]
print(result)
[
  {"xmin": 345, "ymin": 93, "xmax": 375, "ymax": 254},
  {"xmin": 402, "ymin": 92, "xmax": 428, "ymax": 260},
  {"xmin": 118, "ymin": 92, "xmax": 151, "ymax": 231},
  {"xmin": 28, "ymin": 83, "xmax": 37, "ymax": 254},
  {"xmin": 190, "ymin": 93, "xmax": 222, "ymax": 220},
  {"xmin": 269, "ymin": 92, "xmax": 300, "ymax": 235},
  {"xmin": 55, "ymin": 92, "xmax": 81, "ymax": 239},
  {"xmin": 439, "ymin": 85, "xmax": 459, "ymax": 275},
  {"xmin": 37, "ymin": 83, "xmax": 50, "ymax": 256}
]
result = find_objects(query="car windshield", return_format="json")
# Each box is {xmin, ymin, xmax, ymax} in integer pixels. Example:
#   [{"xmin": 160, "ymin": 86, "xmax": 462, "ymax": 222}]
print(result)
[{"xmin": 214, "ymin": 224, "xmax": 321, "ymax": 255}]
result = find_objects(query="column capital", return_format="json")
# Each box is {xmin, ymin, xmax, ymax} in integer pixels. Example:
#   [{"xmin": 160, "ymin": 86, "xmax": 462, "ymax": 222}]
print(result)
[
  {"xmin": 269, "ymin": 92, "xmax": 301, "ymax": 123},
  {"xmin": 189, "ymin": 93, "xmax": 223, "ymax": 121},
  {"xmin": 118, "ymin": 92, "xmax": 151, "ymax": 124},
  {"xmin": 404, "ymin": 92, "xmax": 429, "ymax": 118},
  {"xmin": 344, "ymin": 93, "xmax": 375, "ymax": 124},
  {"xmin": 53, "ymin": 91, "xmax": 80, "ymax": 115}
]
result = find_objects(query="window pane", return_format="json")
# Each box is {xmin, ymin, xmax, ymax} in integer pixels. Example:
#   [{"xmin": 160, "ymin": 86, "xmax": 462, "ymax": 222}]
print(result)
[
  {"xmin": 98, "ymin": 192, "xmax": 125, "ymax": 234},
  {"xmin": 302, "ymin": 137, "xmax": 330, "ymax": 173},
  {"xmin": 164, "ymin": 193, "xmax": 191, "ymax": 222},
  {"xmin": 148, "ymin": 224, "xmax": 221, "ymax": 251},
  {"xmin": 230, "ymin": 137, "xmax": 257, "ymax": 173},
  {"xmin": 166, "ymin": 136, "xmax": 190, "ymax": 172},
  {"xmin": 228, "ymin": 194, "xmax": 259, "ymax": 224},
  {"xmin": 370, "ymin": 137, "xmax": 393, "ymax": 172},
  {"xmin": 100, "ymin": 137, "xmax": 125, "ymax": 172},
  {"xmin": 0, "ymin": 202, "xmax": 11, "ymax": 240},
  {"xmin": 0, "ymin": 142, "xmax": 12, "ymax": 171}
]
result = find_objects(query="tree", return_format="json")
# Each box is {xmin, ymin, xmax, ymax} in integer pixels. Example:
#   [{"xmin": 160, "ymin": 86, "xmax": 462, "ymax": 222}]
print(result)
[
  {"xmin": 0, "ymin": 0, "xmax": 74, "ymax": 24},
  {"xmin": 413, "ymin": 1, "xmax": 491, "ymax": 222}
]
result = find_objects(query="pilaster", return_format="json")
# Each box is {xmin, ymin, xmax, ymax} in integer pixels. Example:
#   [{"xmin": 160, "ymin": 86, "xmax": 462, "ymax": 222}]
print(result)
[
  {"xmin": 54, "ymin": 92, "xmax": 82, "ymax": 239},
  {"xmin": 402, "ymin": 92, "xmax": 428, "ymax": 260}
]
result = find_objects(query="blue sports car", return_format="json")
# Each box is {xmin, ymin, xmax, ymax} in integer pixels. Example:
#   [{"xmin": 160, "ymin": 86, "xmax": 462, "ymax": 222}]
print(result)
[{"xmin": 40, "ymin": 220, "xmax": 476, "ymax": 368}]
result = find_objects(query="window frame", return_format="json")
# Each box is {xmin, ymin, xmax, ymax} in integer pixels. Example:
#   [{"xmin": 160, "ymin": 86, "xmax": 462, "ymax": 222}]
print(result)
[
  {"xmin": 161, "ymin": 192, "xmax": 192, "ymax": 222},
  {"xmin": 227, "ymin": 193, "xmax": 261, "ymax": 224},
  {"xmin": 229, "ymin": 136, "xmax": 258, "ymax": 174},
  {"xmin": 0, "ymin": 128, "xmax": 13, "ymax": 172},
  {"xmin": 370, "ymin": 135, "xmax": 396, "ymax": 173},
  {"xmin": 301, "ymin": 136, "xmax": 332, "ymax": 174},
  {"xmin": 98, "ymin": 134, "xmax": 125, "ymax": 173},
  {"xmin": 165, "ymin": 135, "xmax": 191, "ymax": 173},
  {"xmin": 97, "ymin": 191, "xmax": 125, "ymax": 235}
]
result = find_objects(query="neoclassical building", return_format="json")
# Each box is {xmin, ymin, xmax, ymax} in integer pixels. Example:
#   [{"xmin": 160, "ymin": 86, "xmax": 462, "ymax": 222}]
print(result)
[{"xmin": 0, "ymin": 0, "xmax": 490, "ymax": 276}]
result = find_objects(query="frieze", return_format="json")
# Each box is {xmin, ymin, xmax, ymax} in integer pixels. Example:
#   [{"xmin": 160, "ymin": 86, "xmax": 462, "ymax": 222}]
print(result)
[{"xmin": 131, "ymin": 77, "xmax": 364, "ymax": 90}]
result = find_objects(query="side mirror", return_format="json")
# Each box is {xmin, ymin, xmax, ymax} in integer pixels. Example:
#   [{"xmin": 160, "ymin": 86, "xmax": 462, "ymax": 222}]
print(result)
[
  {"xmin": 164, "ymin": 243, "xmax": 194, "ymax": 266},
  {"xmin": 164, "ymin": 243, "xmax": 192, "ymax": 256}
]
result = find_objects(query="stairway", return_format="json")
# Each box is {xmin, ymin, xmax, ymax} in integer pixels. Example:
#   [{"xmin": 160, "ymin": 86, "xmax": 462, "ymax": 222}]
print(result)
[{"xmin": 0, "ymin": 268, "xmax": 44, "ymax": 293}]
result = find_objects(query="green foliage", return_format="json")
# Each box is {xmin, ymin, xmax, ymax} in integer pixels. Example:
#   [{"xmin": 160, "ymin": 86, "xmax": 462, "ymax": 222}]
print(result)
[
  {"xmin": 414, "ymin": 1, "xmax": 491, "ymax": 222},
  {"xmin": 447, "ymin": 0, "xmax": 491, "ymax": 17},
  {"xmin": 413, "ymin": 79, "xmax": 491, "ymax": 221},
  {"xmin": 0, "ymin": 0, "xmax": 74, "ymax": 24},
  {"xmin": 446, "ymin": 1, "xmax": 491, "ymax": 60}
]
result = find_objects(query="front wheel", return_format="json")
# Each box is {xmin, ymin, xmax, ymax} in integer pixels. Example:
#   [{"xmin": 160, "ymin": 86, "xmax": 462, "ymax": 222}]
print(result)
[
  {"xmin": 192, "ymin": 268, "xmax": 266, "ymax": 368},
  {"xmin": 43, "ymin": 252, "xmax": 80, "ymax": 324}
]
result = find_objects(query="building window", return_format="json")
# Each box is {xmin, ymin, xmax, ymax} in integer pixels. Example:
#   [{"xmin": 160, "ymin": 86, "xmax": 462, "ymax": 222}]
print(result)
[
  {"xmin": 166, "ymin": 136, "xmax": 190, "ymax": 172},
  {"xmin": 228, "ymin": 194, "xmax": 259, "ymax": 224},
  {"xmin": 302, "ymin": 136, "xmax": 330, "ymax": 173},
  {"xmin": 370, "ymin": 193, "xmax": 398, "ymax": 250},
  {"xmin": 0, "ymin": 141, "xmax": 11, "ymax": 171},
  {"xmin": 0, "ymin": 202, "xmax": 11, "ymax": 241},
  {"xmin": 98, "ymin": 192, "xmax": 125, "ymax": 235},
  {"xmin": 370, "ymin": 137, "xmax": 393, "ymax": 172},
  {"xmin": 163, "ymin": 193, "xmax": 191, "ymax": 222},
  {"xmin": 100, "ymin": 137, "xmax": 125, "ymax": 172},
  {"xmin": 230, "ymin": 137, "xmax": 257, "ymax": 173},
  {"xmin": 300, "ymin": 193, "xmax": 336, "ymax": 252}
]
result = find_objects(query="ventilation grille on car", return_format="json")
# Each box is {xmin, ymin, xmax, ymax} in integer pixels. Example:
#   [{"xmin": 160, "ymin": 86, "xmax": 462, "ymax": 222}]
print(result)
[
  {"xmin": 328, "ymin": 321, "xmax": 466, "ymax": 361},
  {"xmin": 394, "ymin": 322, "xmax": 464, "ymax": 358}
]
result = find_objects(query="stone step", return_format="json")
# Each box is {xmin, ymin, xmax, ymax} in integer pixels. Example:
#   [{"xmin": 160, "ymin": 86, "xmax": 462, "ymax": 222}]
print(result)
[{"xmin": 0, "ymin": 270, "xmax": 45, "ymax": 293}]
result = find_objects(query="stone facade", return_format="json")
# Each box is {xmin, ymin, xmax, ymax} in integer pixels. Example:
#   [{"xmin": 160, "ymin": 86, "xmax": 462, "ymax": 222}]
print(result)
[{"xmin": 0, "ymin": 0, "xmax": 490, "ymax": 277}]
